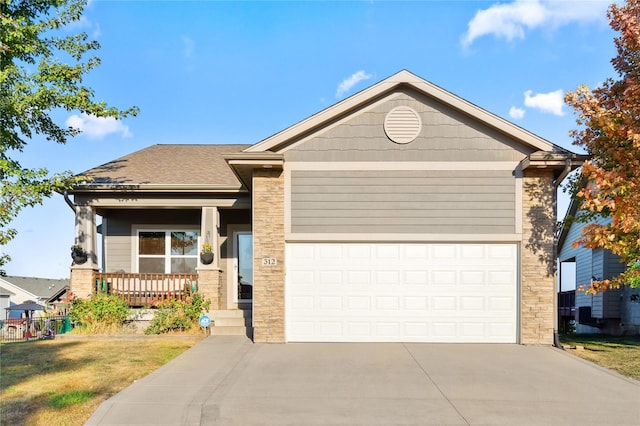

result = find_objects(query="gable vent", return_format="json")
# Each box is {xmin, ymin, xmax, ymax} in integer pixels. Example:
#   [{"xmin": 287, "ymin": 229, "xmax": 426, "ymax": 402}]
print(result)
[{"xmin": 384, "ymin": 106, "xmax": 422, "ymax": 144}]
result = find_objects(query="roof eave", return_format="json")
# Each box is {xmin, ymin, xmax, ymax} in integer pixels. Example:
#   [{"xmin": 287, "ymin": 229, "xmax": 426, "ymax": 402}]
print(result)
[
  {"xmin": 520, "ymin": 152, "xmax": 589, "ymax": 189},
  {"xmin": 224, "ymin": 153, "xmax": 284, "ymax": 189},
  {"xmin": 68, "ymin": 184, "xmax": 248, "ymax": 194},
  {"xmin": 520, "ymin": 152, "xmax": 589, "ymax": 171}
]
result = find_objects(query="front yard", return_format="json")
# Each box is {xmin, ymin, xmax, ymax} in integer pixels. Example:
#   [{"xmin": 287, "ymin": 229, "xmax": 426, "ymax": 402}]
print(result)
[
  {"xmin": 560, "ymin": 334, "xmax": 640, "ymax": 381},
  {"xmin": 0, "ymin": 335, "xmax": 203, "ymax": 426}
]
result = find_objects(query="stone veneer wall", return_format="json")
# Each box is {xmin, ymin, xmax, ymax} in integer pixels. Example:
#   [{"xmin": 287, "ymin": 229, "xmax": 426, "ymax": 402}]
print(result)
[
  {"xmin": 198, "ymin": 268, "xmax": 222, "ymax": 310},
  {"xmin": 252, "ymin": 168, "xmax": 286, "ymax": 342},
  {"xmin": 521, "ymin": 169, "xmax": 556, "ymax": 345},
  {"xmin": 69, "ymin": 266, "xmax": 98, "ymax": 299}
]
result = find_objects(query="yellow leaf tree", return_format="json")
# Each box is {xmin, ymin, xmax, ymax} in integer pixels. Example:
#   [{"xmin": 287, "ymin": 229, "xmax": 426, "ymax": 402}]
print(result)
[{"xmin": 565, "ymin": 0, "xmax": 640, "ymax": 292}]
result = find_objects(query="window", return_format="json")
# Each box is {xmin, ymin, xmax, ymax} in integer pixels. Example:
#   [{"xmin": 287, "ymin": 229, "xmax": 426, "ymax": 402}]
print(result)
[{"xmin": 137, "ymin": 230, "xmax": 199, "ymax": 273}]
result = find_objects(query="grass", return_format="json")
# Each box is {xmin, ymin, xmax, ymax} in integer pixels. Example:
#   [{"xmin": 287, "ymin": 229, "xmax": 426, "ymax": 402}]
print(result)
[
  {"xmin": 560, "ymin": 334, "xmax": 640, "ymax": 381},
  {"xmin": 0, "ymin": 335, "xmax": 203, "ymax": 426}
]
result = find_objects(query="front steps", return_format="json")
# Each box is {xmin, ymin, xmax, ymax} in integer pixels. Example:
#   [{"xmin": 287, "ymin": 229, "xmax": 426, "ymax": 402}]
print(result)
[{"xmin": 208, "ymin": 309, "xmax": 253, "ymax": 338}]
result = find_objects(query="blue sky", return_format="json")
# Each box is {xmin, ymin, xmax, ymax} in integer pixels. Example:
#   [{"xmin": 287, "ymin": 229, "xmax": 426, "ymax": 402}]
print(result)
[{"xmin": 5, "ymin": 0, "xmax": 617, "ymax": 279}]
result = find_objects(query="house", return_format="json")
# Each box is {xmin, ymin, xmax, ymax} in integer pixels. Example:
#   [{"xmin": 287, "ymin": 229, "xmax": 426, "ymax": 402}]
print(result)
[
  {"xmin": 557, "ymin": 200, "xmax": 640, "ymax": 335},
  {"xmin": 0, "ymin": 276, "xmax": 70, "ymax": 318},
  {"xmin": 0, "ymin": 286, "xmax": 15, "ymax": 315},
  {"xmin": 67, "ymin": 70, "xmax": 586, "ymax": 344}
]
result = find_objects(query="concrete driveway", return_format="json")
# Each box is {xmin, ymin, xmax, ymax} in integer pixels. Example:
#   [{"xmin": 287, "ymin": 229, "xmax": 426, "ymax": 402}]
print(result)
[{"xmin": 86, "ymin": 336, "xmax": 640, "ymax": 426}]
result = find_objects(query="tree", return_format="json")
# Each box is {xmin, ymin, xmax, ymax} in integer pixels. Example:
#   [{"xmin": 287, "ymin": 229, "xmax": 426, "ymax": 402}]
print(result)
[
  {"xmin": 0, "ymin": 0, "xmax": 138, "ymax": 273},
  {"xmin": 565, "ymin": 0, "xmax": 640, "ymax": 292}
]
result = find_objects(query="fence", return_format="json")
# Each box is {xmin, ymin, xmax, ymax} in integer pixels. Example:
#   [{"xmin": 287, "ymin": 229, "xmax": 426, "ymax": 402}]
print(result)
[{"xmin": 0, "ymin": 315, "xmax": 70, "ymax": 343}]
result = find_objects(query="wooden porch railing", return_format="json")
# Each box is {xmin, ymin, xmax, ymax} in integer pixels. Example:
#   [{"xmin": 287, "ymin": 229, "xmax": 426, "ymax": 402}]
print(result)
[{"xmin": 93, "ymin": 273, "xmax": 199, "ymax": 307}]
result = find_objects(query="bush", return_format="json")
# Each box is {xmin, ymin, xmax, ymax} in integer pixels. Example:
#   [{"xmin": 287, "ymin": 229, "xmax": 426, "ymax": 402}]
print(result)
[
  {"xmin": 70, "ymin": 293, "xmax": 129, "ymax": 333},
  {"xmin": 146, "ymin": 293, "xmax": 210, "ymax": 335}
]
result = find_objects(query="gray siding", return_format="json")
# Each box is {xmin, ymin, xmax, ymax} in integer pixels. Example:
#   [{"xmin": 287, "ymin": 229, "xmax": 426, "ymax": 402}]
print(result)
[
  {"xmin": 103, "ymin": 209, "xmax": 200, "ymax": 273},
  {"xmin": 290, "ymin": 170, "xmax": 515, "ymax": 234},
  {"xmin": 558, "ymin": 216, "xmax": 627, "ymax": 326},
  {"xmin": 602, "ymin": 250, "xmax": 624, "ymax": 319},
  {"xmin": 284, "ymin": 91, "xmax": 533, "ymax": 163},
  {"xmin": 591, "ymin": 249, "xmax": 604, "ymax": 318},
  {"xmin": 621, "ymin": 285, "xmax": 640, "ymax": 329}
]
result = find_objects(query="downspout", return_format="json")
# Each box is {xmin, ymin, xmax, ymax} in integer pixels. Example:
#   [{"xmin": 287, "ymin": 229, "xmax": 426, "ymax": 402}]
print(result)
[
  {"xmin": 554, "ymin": 159, "xmax": 573, "ymax": 189},
  {"xmin": 63, "ymin": 190, "xmax": 78, "ymax": 213},
  {"xmin": 64, "ymin": 190, "xmax": 81, "ymax": 248},
  {"xmin": 554, "ymin": 158, "xmax": 572, "ymax": 348}
]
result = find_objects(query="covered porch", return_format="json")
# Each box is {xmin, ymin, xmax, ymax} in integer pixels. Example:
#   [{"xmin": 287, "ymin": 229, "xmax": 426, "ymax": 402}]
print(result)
[{"xmin": 68, "ymin": 203, "xmax": 252, "ymax": 312}]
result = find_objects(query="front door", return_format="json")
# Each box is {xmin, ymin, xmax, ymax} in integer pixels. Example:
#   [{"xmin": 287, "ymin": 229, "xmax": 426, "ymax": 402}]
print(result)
[{"xmin": 234, "ymin": 231, "xmax": 253, "ymax": 303}]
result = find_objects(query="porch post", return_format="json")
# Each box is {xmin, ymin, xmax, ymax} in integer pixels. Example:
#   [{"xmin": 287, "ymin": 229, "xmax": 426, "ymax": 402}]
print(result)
[
  {"xmin": 197, "ymin": 206, "xmax": 221, "ymax": 309},
  {"xmin": 69, "ymin": 204, "xmax": 99, "ymax": 299}
]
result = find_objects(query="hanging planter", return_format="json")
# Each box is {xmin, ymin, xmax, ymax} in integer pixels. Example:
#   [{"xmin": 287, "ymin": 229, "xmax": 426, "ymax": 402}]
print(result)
[
  {"xmin": 200, "ymin": 252, "xmax": 214, "ymax": 265},
  {"xmin": 71, "ymin": 245, "xmax": 88, "ymax": 265},
  {"xmin": 200, "ymin": 243, "xmax": 214, "ymax": 265}
]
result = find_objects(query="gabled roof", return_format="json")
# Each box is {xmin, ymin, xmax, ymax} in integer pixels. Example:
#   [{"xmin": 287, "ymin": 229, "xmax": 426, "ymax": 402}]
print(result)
[
  {"xmin": 74, "ymin": 144, "xmax": 251, "ymax": 191},
  {"xmin": 0, "ymin": 276, "xmax": 69, "ymax": 300},
  {"xmin": 245, "ymin": 70, "xmax": 570, "ymax": 154}
]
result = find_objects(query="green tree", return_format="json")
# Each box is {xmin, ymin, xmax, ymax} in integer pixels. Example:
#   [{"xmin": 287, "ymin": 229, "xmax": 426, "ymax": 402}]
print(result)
[
  {"xmin": 565, "ymin": 0, "xmax": 640, "ymax": 292},
  {"xmin": 0, "ymin": 0, "xmax": 138, "ymax": 272}
]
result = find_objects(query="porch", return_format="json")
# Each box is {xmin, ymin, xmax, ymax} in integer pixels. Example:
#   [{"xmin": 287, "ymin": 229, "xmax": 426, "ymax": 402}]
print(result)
[{"xmin": 92, "ymin": 272, "xmax": 252, "ymax": 336}]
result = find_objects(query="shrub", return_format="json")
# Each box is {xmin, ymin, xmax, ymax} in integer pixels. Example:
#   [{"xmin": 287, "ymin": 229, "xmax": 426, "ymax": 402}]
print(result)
[
  {"xmin": 145, "ymin": 293, "xmax": 210, "ymax": 334},
  {"xmin": 70, "ymin": 293, "xmax": 129, "ymax": 333}
]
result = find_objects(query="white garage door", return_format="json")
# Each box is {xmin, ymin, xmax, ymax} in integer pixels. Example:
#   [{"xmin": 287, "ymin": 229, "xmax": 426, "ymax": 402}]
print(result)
[{"xmin": 285, "ymin": 243, "xmax": 518, "ymax": 343}]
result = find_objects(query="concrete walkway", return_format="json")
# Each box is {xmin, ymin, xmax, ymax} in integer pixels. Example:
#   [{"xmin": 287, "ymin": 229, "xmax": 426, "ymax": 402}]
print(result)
[{"xmin": 86, "ymin": 336, "xmax": 640, "ymax": 425}]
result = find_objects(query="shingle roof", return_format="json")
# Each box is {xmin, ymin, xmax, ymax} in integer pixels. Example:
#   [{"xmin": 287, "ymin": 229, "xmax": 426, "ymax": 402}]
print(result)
[
  {"xmin": 1, "ymin": 276, "xmax": 69, "ymax": 299},
  {"xmin": 79, "ymin": 144, "xmax": 251, "ymax": 187}
]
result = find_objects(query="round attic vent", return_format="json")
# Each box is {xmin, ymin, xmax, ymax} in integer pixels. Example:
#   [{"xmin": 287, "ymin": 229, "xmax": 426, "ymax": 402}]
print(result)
[{"xmin": 384, "ymin": 106, "xmax": 422, "ymax": 144}]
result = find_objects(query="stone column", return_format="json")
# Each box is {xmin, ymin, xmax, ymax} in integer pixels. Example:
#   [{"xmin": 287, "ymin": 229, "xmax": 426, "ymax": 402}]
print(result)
[
  {"xmin": 197, "ymin": 268, "xmax": 222, "ymax": 310},
  {"xmin": 69, "ymin": 205, "xmax": 98, "ymax": 299},
  {"xmin": 521, "ymin": 169, "xmax": 556, "ymax": 345},
  {"xmin": 252, "ymin": 168, "xmax": 285, "ymax": 343},
  {"xmin": 198, "ymin": 207, "xmax": 222, "ymax": 309}
]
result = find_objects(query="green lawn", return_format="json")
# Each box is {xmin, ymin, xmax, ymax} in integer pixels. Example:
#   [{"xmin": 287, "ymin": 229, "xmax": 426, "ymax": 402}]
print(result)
[
  {"xmin": 559, "ymin": 334, "xmax": 640, "ymax": 381},
  {"xmin": 0, "ymin": 335, "xmax": 202, "ymax": 426}
]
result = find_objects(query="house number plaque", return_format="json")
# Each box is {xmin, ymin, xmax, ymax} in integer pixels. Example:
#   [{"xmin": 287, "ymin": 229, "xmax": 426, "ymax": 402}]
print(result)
[{"xmin": 262, "ymin": 258, "xmax": 277, "ymax": 266}]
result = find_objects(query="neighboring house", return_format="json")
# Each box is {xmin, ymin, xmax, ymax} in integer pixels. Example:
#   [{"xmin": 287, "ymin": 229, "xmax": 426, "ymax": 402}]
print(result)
[
  {"xmin": 67, "ymin": 70, "xmax": 585, "ymax": 344},
  {"xmin": 558, "ymin": 200, "xmax": 640, "ymax": 335},
  {"xmin": 0, "ymin": 276, "xmax": 70, "ymax": 318},
  {"xmin": 0, "ymin": 286, "xmax": 15, "ymax": 315}
]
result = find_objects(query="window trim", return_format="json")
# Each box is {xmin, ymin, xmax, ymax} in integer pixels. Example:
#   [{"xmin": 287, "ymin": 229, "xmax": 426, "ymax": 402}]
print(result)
[{"xmin": 132, "ymin": 225, "xmax": 200, "ymax": 273}]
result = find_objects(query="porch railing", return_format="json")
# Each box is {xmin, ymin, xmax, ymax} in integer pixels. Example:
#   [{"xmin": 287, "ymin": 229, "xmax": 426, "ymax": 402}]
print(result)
[{"xmin": 93, "ymin": 273, "xmax": 199, "ymax": 307}]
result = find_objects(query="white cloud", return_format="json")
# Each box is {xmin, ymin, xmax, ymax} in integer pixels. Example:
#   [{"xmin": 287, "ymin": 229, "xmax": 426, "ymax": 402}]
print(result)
[
  {"xmin": 335, "ymin": 70, "xmax": 373, "ymax": 98},
  {"xmin": 462, "ymin": 0, "xmax": 609, "ymax": 47},
  {"xmin": 509, "ymin": 106, "xmax": 526, "ymax": 119},
  {"xmin": 181, "ymin": 35, "xmax": 195, "ymax": 59},
  {"xmin": 524, "ymin": 89, "xmax": 565, "ymax": 116},
  {"xmin": 92, "ymin": 23, "xmax": 102, "ymax": 39},
  {"xmin": 68, "ymin": 15, "xmax": 101, "ymax": 38},
  {"xmin": 65, "ymin": 113, "xmax": 132, "ymax": 139}
]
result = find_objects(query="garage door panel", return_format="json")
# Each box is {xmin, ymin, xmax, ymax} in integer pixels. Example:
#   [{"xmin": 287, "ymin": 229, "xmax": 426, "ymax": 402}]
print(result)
[{"xmin": 286, "ymin": 243, "xmax": 517, "ymax": 343}]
